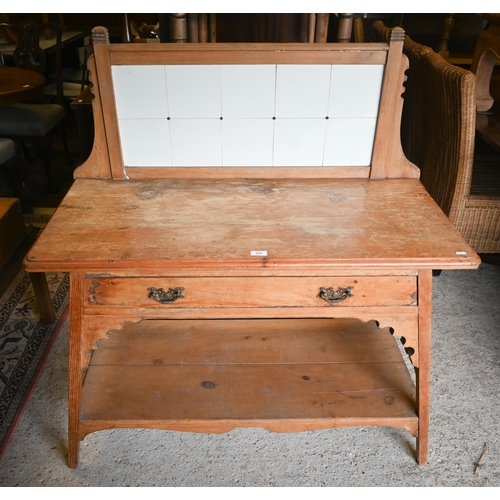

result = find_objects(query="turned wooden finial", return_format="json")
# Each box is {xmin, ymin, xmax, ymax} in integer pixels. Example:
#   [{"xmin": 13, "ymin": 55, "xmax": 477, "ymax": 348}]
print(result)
[
  {"xmin": 92, "ymin": 26, "xmax": 109, "ymax": 44},
  {"xmin": 390, "ymin": 26, "xmax": 405, "ymax": 43}
]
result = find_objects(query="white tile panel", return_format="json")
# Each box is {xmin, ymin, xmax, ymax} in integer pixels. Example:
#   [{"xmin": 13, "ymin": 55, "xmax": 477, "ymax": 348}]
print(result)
[
  {"xmin": 166, "ymin": 65, "xmax": 221, "ymax": 118},
  {"xmin": 111, "ymin": 65, "xmax": 168, "ymax": 119},
  {"xmin": 170, "ymin": 119, "xmax": 222, "ymax": 166},
  {"xmin": 275, "ymin": 65, "xmax": 331, "ymax": 118},
  {"xmin": 222, "ymin": 119, "xmax": 274, "ymax": 166},
  {"xmin": 273, "ymin": 119, "xmax": 326, "ymax": 166},
  {"xmin": 118, "ymin": 119, "xmax": 171, "ymax": 166},
  {"xmin": 221, "ymin": 65, "xmax": 276, "ymax": 118},
  {"xmin": 328, "ymin": 65, "xmax": 384, "ymax": 118},
  {"xmin": 111, "ymin": 63, "xmax": 383, "ymax": 169},
  {"xmin": 323, "ymin": 118, "xmax": 378, "ymax": 166}
]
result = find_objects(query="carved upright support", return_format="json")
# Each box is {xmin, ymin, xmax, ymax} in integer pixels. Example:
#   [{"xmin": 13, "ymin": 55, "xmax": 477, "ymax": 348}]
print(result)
[
  {"xmin": 74, "ymin": 27, "xmax": 114, "ymax": 180},
  {"xmin": 370, "ymin": 27, "xmax": 420, "ymax": 179}
]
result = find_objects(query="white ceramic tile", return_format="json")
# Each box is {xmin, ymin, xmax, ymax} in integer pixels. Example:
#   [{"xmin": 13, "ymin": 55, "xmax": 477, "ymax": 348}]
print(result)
[
  {"xmin": 118, "ymin": 119, "xmax": 171, "ymax": 166},
  {"xmin": 170, "ymin": 119, "xmax": 222, "ymax": 166},
  {"xmin": 275, "ymin": 65, "xmax": 331, "ymax": 118},
  {"xmin": 166, "ymin": 65, "xmax": 221, "ymax": 118},
  {"xmin": 273, "ymin": 119, "xmax": 326, "ymax": 166},
  {"xmin": 221, "ymin": 65, "xmax": 276, "ymax": 118},
  {"xmin": 222, "ymin": 119, "xmax": 274, "ymax": 166},
  {"xmin": 328, "ymin": 65, "xmax": 384, "ymax": 118},
  {"xmin": 112, "ymin": 65, "xmax": 168, "ymax": 119},
  {"xmin": 323, "ymin": 117, "xmax": 378, "ymax": 166}
]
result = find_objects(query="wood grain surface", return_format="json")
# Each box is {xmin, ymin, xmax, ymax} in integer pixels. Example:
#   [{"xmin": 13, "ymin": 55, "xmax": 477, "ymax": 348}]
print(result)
[
  {"xmin": 80, "ymin": 318, "xmax": 417, "ymax": 436},
  {"xmin": 25, "ymin": 178, "xmax": 480, "ymax": 271}
]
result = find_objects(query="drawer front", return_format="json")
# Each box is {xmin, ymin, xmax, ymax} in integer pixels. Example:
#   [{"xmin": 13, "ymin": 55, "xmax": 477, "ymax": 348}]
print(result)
[{"xmin": 84, "ymin": 276, "xmax": 417, "ymax": 309}]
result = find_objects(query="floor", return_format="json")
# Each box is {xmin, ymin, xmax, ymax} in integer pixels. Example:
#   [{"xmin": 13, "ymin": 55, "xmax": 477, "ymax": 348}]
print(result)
[{"xmin": 0, "ymin": 262, "xmax": 499, "ymax": 487}]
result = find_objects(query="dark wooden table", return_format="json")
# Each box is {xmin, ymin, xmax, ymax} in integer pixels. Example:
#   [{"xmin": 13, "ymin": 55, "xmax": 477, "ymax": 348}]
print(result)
[
  {"xmin": 0, "ymin": 66, "xmax": 46, "ymax": 105},
  {"xmin": 0, "ymin": 30, "xmax": 84, "ymax": 59}
]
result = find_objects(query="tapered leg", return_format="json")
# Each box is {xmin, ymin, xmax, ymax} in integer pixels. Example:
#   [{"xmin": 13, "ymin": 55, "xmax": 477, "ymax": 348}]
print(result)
[
  {"xmin": 416, "ymin": 269, "xmax": 432, "ymax": 465},
  {"xmin": 68, "ymin": 271, "xmax": 85, "ymax": 468},
  {"xmin": 29, "ymin": 272, "xmax": 55, "ymax": 324}
]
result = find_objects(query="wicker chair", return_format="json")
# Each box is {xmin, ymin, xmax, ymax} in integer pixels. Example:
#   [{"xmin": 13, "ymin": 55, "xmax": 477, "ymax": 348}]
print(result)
[{"xmin": 374, "ymin": 21, "xmax": 500, "ymax": 254}]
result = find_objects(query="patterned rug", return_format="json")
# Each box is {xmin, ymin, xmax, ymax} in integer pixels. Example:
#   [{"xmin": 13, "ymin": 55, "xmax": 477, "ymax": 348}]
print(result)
[{"xmin": 0, "ymin": 211, "xmax": 69, "ymax": 461}]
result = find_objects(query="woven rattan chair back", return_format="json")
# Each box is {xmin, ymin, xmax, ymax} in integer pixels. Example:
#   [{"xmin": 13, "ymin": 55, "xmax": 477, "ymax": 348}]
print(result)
[{"xmin": 375, "ymin": 20, "xmax": 500, "ymax": 253}]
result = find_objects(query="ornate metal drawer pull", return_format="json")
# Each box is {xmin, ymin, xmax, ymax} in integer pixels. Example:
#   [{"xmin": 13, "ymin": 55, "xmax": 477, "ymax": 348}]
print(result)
[
  {"xmin": 318, "ymin": 286, "xmax": 353, "ymax": 304},
  {"xmin": 148, "ymin": 287, "xmax": 185, "ymax": 304}
]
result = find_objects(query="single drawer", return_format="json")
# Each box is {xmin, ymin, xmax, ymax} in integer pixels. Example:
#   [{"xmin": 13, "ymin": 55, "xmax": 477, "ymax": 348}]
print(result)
[{"xmin": 84, "ymin": 276, "xmax": 417, "ymax": 310}]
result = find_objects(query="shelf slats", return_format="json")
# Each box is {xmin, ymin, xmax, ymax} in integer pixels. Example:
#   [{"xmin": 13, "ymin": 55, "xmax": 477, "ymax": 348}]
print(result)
[{"xmin": 81, "ymin": 318, "xmax": 416, "ymax": 430}]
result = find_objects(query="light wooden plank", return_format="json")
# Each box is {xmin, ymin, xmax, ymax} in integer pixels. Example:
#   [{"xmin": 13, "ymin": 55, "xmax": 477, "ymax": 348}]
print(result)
[
  {"xmin": 82, "ymin": 363, "xmax": 416, "ymax": 422},
  {"xmin": 81, "ymin": 319, "xmax": 416, "ymax": 433},
  {"xmin": 124, "ymin": 166, "xmax": 370, "ymax": 178},
  {"xmin": 81, "ymin": 314, "xmax": 419, "ymax": 367},
  {"xmin": 25, "ymin": 178, "xmax": 480, "ymax": 271},
  {"xmin": 89, "ymin": 318, "xmax": 408, "ymax": 366},
  {"xmin": 108, "ymin": 43, "xmax": 389, "ymax": 66},
  {"xmin": 79, "ymin": 415, "xmax": 418, "ymax": 439}
]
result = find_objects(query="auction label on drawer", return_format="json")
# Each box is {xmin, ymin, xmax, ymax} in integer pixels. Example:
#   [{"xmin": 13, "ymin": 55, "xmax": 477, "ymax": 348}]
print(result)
[{"xmin": 251, "ymin": 250, "xmax": 268, "ymax": 256}]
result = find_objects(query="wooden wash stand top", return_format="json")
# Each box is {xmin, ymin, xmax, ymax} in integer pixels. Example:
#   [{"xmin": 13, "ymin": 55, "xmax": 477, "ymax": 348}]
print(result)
[{"xmin": 24, "ymin": 27, "xmax": 481, "ymax": 468}]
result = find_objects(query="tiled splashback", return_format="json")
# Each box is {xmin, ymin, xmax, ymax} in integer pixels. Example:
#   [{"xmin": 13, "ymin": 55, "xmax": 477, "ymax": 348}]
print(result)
[{"xmin": 111, "ymin": 64, "xmax": 384, "ymax": 167}]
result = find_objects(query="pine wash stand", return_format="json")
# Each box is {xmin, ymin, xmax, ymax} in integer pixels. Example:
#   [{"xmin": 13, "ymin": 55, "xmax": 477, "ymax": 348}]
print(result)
[{"xmin": 25, "ymin": 27, "xmax": 480, "ymax": 468}]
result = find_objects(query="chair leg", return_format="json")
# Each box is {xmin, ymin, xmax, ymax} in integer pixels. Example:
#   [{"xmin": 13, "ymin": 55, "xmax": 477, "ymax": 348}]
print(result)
[
  {"xmin": 38, "ymin": 136, "xmax": 60, "ymax": 193},
  {"xmin": 1, "ymin": 154, "xmax": 33, "ymax": 212},
  {"xmin": 59, "ymin": 121, "xmax": 72, "ymax": 167},
  {"xmin": 2, "ymin": 156, "xmax": 24, "ymax": 200},
  {"xmin": 18, "ymin": 138, "xmax": 34, "ymax": 162}
]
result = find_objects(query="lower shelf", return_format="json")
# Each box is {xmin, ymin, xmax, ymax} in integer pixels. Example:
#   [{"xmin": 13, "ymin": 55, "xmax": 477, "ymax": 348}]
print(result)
[{"xmin": 80, "ymin": 318, "xmax": 417, "ymax": 437}]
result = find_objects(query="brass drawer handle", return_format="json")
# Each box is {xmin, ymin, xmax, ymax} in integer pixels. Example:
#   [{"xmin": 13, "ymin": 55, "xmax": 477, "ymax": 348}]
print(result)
[
  {"xmin": 148, "ymin": 287, "xmax": 185, "ymax": 304},
  {"xmin": 318, "ymin": 286, "xmax": 353, "ymax": 304}
]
